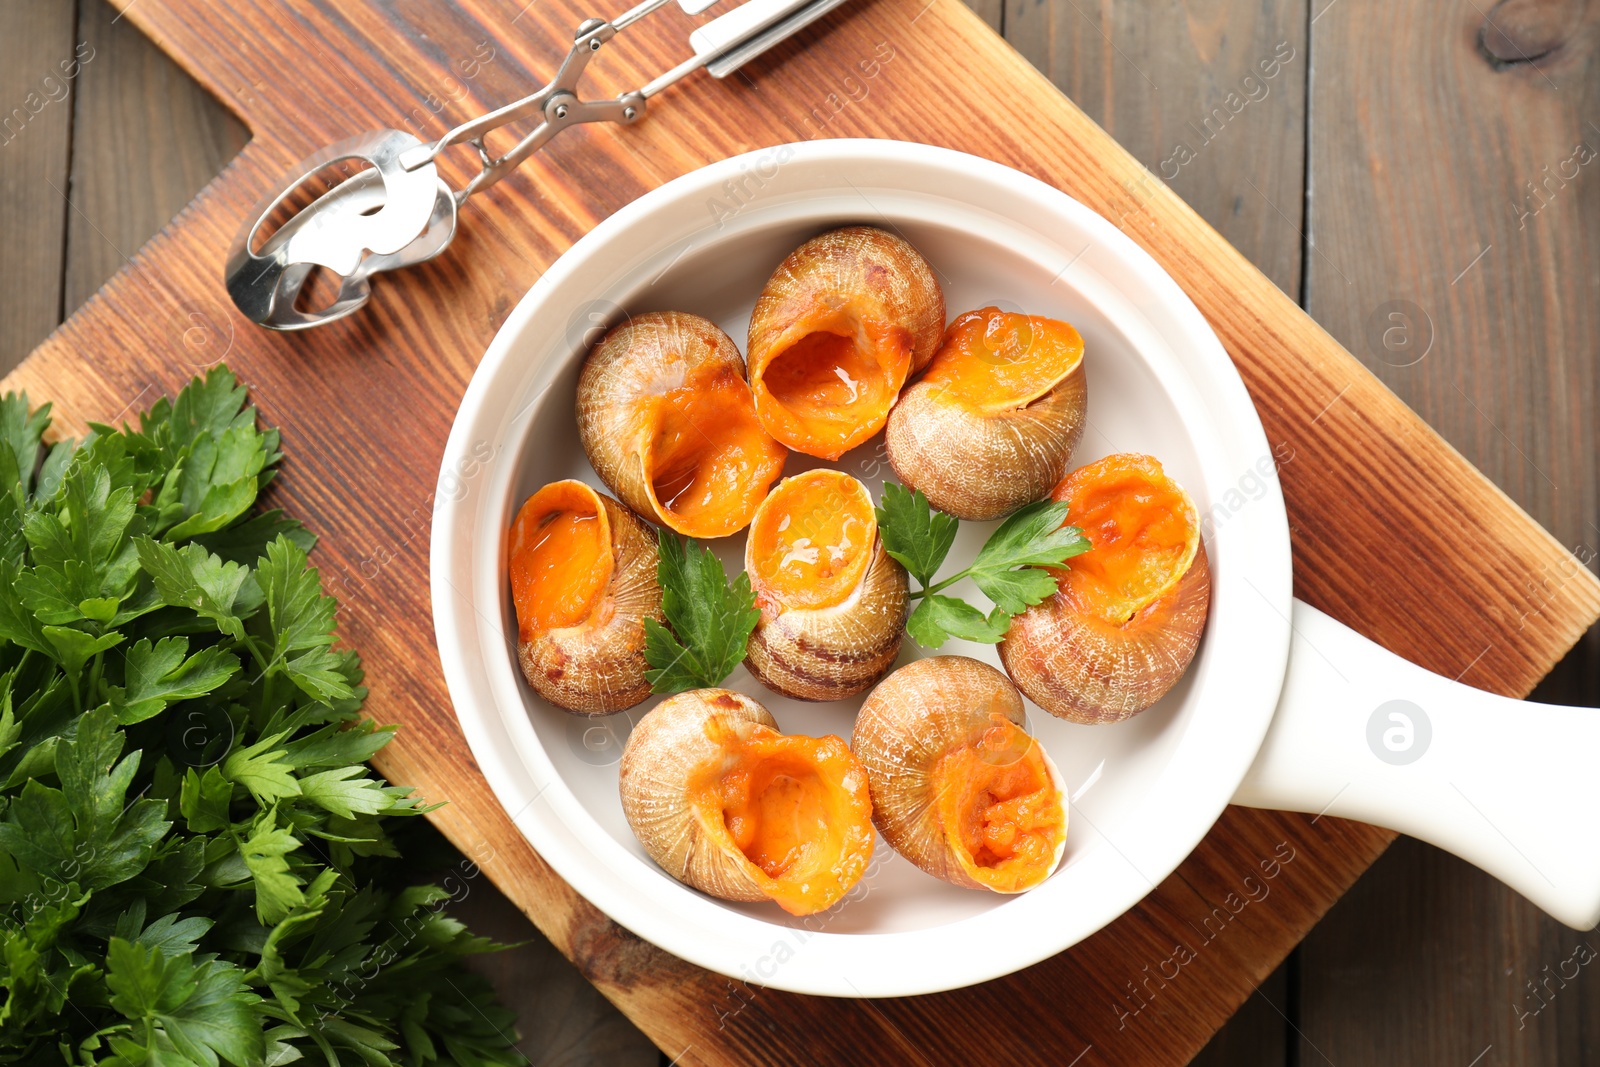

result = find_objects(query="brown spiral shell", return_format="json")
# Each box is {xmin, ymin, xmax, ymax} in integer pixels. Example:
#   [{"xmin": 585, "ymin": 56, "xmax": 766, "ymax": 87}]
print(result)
[
  {"xmin": 887, "ymin": 311, "xmax": 1088, "ymax": 520},
  {"xmin": 576, "ymin": 310, "xmax": 786, "ymax": 538},
  {"xmin": 1000, "ymin": 543, "xmax": 1211, "ymax": 724},
  {"xmin": 618, "ymin": 688, "xmax": 874, "ymax": 915},
  {"xmin": 512, "ymin": 483, "xmax": 664, "ymax": 715},
  {"xmin": 852, "ymin": 657, "xmax": 1066, "ymax": 892},
  {"xmin": 747, "ymin": 227, "xmax": 945, "ymax": 459}
]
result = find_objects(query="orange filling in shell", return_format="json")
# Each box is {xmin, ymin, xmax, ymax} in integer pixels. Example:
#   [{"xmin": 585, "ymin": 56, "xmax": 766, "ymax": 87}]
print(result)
[
  {"xmin": 746, "ymin": 470, "xmax": 876, "ymax": 611},
  {"xmin": 918, "ymin": 307, "xmax": 1084, "ymax": 414},
  {"xmin": 935, "ymin": 716, "xmax": 1065, "ymax": 892},
  {"xmin": 1053, "ymin": 453, "xmax": 1200, "ymax": 625},
  {"xmin": 642, "ymin": 366, "xmax": 787, "ymax": 539},
  {"xmin": 508, "ymin": 480, "xmax": 613, "ymax": 641},
  {"xmin": 755, "ymin": 304, "xmax": 914, "ymax": 460},
  {"xmin": 694, "ymin": 719, "xmax": 874, "ymax": 915}
]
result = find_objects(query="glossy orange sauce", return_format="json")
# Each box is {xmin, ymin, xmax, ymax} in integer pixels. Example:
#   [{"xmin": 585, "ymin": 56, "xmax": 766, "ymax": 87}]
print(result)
[
  {"xmin": 757, "ymin": 310, "xmax": 913, "ymax": 459},
  {"xmin": 746, "ymin": 470, "xmax": 875, "ymax": 611},
  {"xmin": 935, "ymin": 715, "xmax": 1064, "ymax": 892},
  {"xmin": 508, "ymin": 481, "xmax": 612, "ymax": 640},
  {"xmin": 917, "ymin": 307, "xmax": 1084, "ymax": 413},
  {"xmin": 1052, "ymin": 453, "xmax": 1199, "ymax": 625},
  {"xmin": 720, "ymin": 754, "xmax": 830, "ymax": 879},
  {"xmin": 643, "ymin": 366, "xmax": 786, "ymax": 538},
  {"xmin": 695, "ymin": 719, "xmax": 874, "ymax": 915}
]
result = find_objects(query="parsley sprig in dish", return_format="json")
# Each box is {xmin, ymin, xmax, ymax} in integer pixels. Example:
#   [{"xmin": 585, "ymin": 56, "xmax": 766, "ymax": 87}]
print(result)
[
  {"xmin": 876, "ymin": 482, "xmax": 1091, "ymax": 648},
  {"xmin": 643, "ymin": 530, "xmax": 760, "ymax": 693}
]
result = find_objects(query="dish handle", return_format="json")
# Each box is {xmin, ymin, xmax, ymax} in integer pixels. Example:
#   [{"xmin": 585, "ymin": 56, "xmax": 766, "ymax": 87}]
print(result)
[{"xmin": 1231, "ymin": 599, "xmax": 1600, "ymax": 929}]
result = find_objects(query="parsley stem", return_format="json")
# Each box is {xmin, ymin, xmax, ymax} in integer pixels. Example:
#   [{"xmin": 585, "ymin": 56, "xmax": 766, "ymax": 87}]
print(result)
[
  {"xmin": 923, "ymin": 571, "xmax": 970, "ymax": 596},
  {"xmin": 907, "ymin": 570, "xmax": 972, "ymax": 600},
  {"xmin": 88, "ymin": 650, "xmax": 106, "ymax": 701},
  {"xmin": 241, "ymin": 635, "xmax": 272, "ymax": 677}
]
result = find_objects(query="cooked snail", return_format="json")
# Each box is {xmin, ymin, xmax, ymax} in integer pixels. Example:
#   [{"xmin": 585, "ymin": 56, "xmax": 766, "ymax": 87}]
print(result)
[
  {"xmin": 852, "ymin": 657, "xmax": 1066, "ymax": 893},
  {"xmin": 507, "ymin": 480, "xmax": 664, "ymax": 714},
  {"xmin": 577, "ymin": 310, "xmax": 787, "ymax": 539},
  {"xmin": 1000, "ymin": 453, "xmax": 1211, "ymax": 723},
  {"xmin": 747, "ymin": 226, "xmax": 945, "ymax": 460},
  {"xmin": 743, "ymin": 470, "xmax": 907, "ymax": 702},
  {"xmin": 619, "ymin": 688, "xmax": 875, "ymax": 915},
  {"xmin": 887, "ymin": 307, "xmax": 1088, "ymax": 520}
]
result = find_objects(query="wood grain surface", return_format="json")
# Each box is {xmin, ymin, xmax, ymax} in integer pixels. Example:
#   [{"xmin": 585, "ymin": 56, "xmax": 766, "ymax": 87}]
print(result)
[
  {"xmin": 2, "ymin": 0, "xmax": 1597, "ymax": 1063},
  {"xmin": 1294, "ymin": 0, "xmax": 1600, "ymax": 1062},
  {"xmin": 62, "ymin": 0, "xmax": 251, "ymax": 313},
  {"xmin": 0, "ymin": 0, "xmax": 77, "ymax": 370},
  {"xmin": 1007, "ymin": 0, "xmax": 1307, "ymax": 300}
]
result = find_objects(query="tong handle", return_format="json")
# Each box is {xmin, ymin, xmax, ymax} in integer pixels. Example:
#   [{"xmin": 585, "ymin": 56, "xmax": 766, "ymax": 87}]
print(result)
[
  {"xmin": 693, "ymin": 0, "xmax": 847, "ymax": 76},
  {"xmin": 411, "ymin": 0, "xmax": 852, "ymax": 196},
  {"xmin": 644, "ymin": 0, "xmax": 849, "ymax": 94}
]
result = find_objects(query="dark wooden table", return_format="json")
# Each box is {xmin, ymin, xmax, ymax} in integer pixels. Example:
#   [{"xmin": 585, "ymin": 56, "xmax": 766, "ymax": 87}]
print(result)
[{"xmin": 3, "ymin": 0, "xmax": 1596, "ymax": 1063}]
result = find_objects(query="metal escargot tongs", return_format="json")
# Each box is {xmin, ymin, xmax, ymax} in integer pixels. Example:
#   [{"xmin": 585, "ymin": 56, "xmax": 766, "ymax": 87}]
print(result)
[{"xmin": 225, "ymin": 0, "xmax": 849, "ymax": 330}]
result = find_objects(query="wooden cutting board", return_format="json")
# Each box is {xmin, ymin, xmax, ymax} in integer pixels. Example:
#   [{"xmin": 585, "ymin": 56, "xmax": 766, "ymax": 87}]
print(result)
[{"xmin": 12, "ymin": 0, "xmax": 1598, "ymax": 1062}]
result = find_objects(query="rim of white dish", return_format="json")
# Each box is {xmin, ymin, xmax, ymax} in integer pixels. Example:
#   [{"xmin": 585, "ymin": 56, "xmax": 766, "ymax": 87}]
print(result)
[{"xmin": 429, "ymin": 139, "xmax": 1294, "ymax": 997}]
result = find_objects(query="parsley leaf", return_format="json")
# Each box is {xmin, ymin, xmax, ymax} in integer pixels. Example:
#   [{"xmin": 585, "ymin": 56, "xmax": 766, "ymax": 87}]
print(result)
[
  {"xmin": 179, "ymin": 766, "xmax": 234, "ymax": 834},
  {"xmin": 643, "ymin": 529, "xmax": 759, "ymax": 693},
  {"xmin": 192, "ymin": 508, "xmax": 314, "ymax": 565},
  {"xmin": 297, "ymin": 765, "xmax": 396, "ymax": 819},
  {"xmin": 137, "ymin": 538, "xmax": 255, "ymax": 640},
  {"xmin": 906, "ymin": 595, "xmax": 1012, "ymax": 647},
  {"xmin": 876, "ymin": 483, "xmax": 1092, "ymax": 649},
  {"xmin": 223, "ymin": 732, "xmax": 302, "ymax": 806},
  {"xmin": 258, "ymin": 535, "xmax": 356, "ymax": 703},
  {"xmin": 105, "ymin": 937, "xmax": 264, "ymax": 1067},
  {"xmin": 0, "ymin": 697, "xmax": 19, "ymax": 765},
  {"xmin": 0, "ymin": 391, "xmax": 49, "ymax": 499},
  {"xmin": 41, "ymin": 624, "xmax": 125, "ymax": 680},
  {"xmin": 0, "ymin": 706, "xmax": 169, "ymax": 894},
  {"xmin": 283, "ymin": 719, "xmax": 395, "ymax": 769},
  {"xmin": 107, "ymin": 636, "xmax": 239, "ymax": 725},
  {"xmin": 965, "ymin": 499, "xmax": 1092, "ymax": 613},
  {"xmin": 112, "ymin": 902, "xmax": 216, "ymax": 957},
  {"xmin": 0, "ymin": 559, "xmax": 51, "ymax": 655},
  {"xmin": 874, "ymin": 481, "xmax": 959, "ymax": 588},
  {"xmin": 165, "ymin": 421, "xmax": 272, "ymax": 540},
  {"xmin": 241, "ymin": 810, "xmax": 306, "ymax": 923}
]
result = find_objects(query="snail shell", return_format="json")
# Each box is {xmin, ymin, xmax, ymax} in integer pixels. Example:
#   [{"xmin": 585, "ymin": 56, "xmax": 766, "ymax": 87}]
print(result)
[
  {"xmin": 852, "ymin": 657, "xmax": 1067, "ymax": 893},
  {"xmin": 577, "ymin": 311, "xmax": 787, "ymax": 539},
  {"xmin": 619, "ymin": 689, "xmax": 875, "ymax": 916},
  {"xmin": 747, "ymin": 226, "xmax": 945, "ymax": 460},
  {"xmin": 1000, "ymin": 454, "xmax": 1211, "ymax": 724},
  {"xmin": 887, "ymin": 307, "xmax": 1088, "ymax": 520},
  {"xmin": 744, "ymin": 470, "xmax": 908, "ymax": 702},
  {"xmin": 508, "ymin": 480, "xmax": 664, "ymax": 714}
]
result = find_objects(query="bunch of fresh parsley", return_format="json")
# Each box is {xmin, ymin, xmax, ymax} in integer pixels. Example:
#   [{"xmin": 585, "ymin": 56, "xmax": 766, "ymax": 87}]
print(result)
[{"xmin": 0, "ymin": 368, "xmax": 524, "ymax": 1067}]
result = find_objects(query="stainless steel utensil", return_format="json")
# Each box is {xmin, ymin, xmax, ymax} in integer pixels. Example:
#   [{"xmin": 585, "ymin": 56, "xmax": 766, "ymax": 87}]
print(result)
[{"xmin": 225, "ymin": 0, "xmax": 849, "ymax": 330}]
